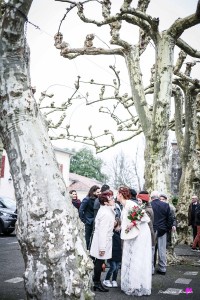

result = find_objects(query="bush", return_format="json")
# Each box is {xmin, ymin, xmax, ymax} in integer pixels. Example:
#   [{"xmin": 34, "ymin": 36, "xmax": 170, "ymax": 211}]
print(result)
[{"xmin": 172, "ymin": 196, "xmax": 178, "ymax": 206}]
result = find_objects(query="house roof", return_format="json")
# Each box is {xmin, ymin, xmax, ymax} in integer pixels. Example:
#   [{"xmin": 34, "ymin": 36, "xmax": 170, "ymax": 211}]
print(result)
[
  {"xmin": 68, "ymin": 173, "xmax": 103, "ymax": 191},
  {"xmin": 54, "ymin": 147, "xmax": 74, "ymax": 156}
]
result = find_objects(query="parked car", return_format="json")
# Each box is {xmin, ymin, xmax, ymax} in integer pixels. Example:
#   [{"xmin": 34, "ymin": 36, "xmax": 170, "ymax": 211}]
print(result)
[{"xmin": 0, "ymin": 196, "xmax": 17, "ymax": 235}]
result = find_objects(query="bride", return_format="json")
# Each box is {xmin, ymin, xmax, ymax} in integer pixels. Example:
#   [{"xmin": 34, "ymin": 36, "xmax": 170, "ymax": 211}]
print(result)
[{"xmin": 117, "ymin": 186, "xmax": 152, "ymax": 296}]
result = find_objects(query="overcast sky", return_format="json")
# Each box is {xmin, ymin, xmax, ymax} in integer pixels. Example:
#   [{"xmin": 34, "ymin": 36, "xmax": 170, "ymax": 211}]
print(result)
[{"xmin": 27, "ymin": 0, "xmax": 200, "ymax": 163}]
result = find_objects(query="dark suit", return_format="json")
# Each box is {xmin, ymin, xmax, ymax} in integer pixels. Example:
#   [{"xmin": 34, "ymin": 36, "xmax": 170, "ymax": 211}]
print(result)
[{"xmin": 151, "ymin": 198, "xmax": 173, "ymax": 273}]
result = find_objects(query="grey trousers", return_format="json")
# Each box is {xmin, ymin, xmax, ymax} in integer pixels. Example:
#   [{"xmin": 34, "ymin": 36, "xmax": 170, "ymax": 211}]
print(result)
[{"xmin": 154, "ymin": 233, "xmax": 167, "ymax": 273}]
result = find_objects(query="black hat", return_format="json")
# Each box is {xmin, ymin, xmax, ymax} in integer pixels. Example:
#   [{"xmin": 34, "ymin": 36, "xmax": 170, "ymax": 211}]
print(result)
[{"xmin": 101, "ymin": 184, "xmax": 110, "ymax": 192}]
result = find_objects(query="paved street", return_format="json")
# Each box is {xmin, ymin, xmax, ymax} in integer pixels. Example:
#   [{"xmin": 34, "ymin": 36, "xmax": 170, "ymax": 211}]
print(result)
[
  {"xmin": 0, "ymin": 234, "xmax": 25, "ymax": 300},
  {"xmin": 0, "ymin": 234, "xmax": 200, "ymax": 300}
]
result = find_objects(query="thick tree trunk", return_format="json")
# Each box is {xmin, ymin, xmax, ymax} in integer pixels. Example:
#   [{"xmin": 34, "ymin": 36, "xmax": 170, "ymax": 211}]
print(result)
[
  {"xmin": 0, "ymin": 1, "xmax": 94, "ymax": 299},
  {"xmin": 125, "ymin": 33, "xmax": 174, "ymax": 193},
  {"xmin": 1, "ymin": 110, "xmax": 93, "ymax": 300},
  {"xmin": 177, "ymin": 154, "xmax": 200, "ymax": 244},
  {"xmin": 144, "ymin": 140, "xmax": 170, "ymax": 192},
  {"xmin": 175, "ymin": 91, "xmax": 200, "ymax": 244}
]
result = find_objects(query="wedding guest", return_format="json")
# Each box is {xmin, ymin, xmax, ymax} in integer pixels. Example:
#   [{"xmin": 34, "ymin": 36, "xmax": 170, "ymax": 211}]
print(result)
[
  {"xmin": 103, "ymin": 218, "xmax": 122, "ymax": 288},
  {"xmin": 79, "ymin": 185, "xmax": 101, "ymax": 249},
  {"xmin": 191, "ymin": 202, "xmax": 200, "ymax": 251},
  {"xmin": 118, "ymin": 186, "xmax": 152, "ymax": 296},
  {"xmin": 151, "ymin": 191, "xmax": 173, "ymax": 275},
  {"xmin": 129, "ymin": 188, "xmax": 138, "ymax": 204},
  {"xmin": 94, "ymin": 184, "xmax": 110, "ymax": 218},
  {"xmin": 90, "ymin": 190, "xmax": 115, "ymax": 292},
  {"xmin": 69, "ymin": 190, "xmax": 81, "ymax": 210},
  {"xmin": 188, "ymin": 195, "xmax": 200, "ymax": 243},
  {"xmin": 160, "ymin": 193, "xmax": 177, "ymax": 248}
]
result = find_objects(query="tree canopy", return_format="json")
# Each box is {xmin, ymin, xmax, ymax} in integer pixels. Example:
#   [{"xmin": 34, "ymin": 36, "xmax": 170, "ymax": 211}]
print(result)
[{"xmin": 70, "ymin": 147, "xmax": 108, "ymax": 182}]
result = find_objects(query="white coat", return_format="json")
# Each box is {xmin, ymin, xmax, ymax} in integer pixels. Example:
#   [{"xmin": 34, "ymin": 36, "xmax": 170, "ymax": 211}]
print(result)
[
  {"xmin": 121, "ymin": 199, "xmax": 150, "ymax": 240},
  {"xmin": 90, "ymin": 205, "xmax": 115, "ymax": 259}
]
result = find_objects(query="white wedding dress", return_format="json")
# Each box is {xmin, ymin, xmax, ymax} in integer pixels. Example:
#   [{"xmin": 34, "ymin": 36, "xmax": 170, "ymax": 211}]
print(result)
[{"xmin": 121, "ymin": 212, "xmax": 152, "ymax": 296}]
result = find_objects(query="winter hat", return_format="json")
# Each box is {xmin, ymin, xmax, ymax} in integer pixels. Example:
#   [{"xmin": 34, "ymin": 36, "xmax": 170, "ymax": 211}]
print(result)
[
  {"xmin": 137, "ymin": 191, "xmax": 150, "ymax": 202},
  {"xmin": 130, "ymin": 188, "xmax": 137, "ymax": 198}
]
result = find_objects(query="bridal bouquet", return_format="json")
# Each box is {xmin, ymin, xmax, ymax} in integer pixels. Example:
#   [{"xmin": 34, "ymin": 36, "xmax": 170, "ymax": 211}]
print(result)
[{"xmin": 125, "ymin": 204, "xmax": 146, "ymax": 233}]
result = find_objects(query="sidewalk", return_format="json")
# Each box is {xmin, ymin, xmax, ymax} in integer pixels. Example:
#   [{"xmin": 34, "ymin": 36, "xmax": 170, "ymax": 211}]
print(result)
[
  {"xmin": 95, "ymin": 244, "xmax": 200, "ymax": 300},
  {"xmin": 1, "ymin": 240, "xmax": 200, "ymax": 300}
]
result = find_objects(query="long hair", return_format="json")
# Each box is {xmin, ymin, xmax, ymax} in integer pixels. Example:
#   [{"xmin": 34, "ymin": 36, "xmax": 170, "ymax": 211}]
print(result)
[{"xmin": 87, "ymin": 185, "xmax": 100, "ymax": 197}]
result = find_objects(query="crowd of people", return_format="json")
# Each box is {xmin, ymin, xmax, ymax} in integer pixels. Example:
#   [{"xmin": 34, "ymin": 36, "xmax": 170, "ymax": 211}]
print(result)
[{"xmin": 68, "ymin": 185, "xmax": 200, "ymax": 296}]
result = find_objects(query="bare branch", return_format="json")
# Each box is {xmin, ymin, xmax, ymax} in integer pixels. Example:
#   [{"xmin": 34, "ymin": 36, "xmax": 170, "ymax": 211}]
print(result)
[
  {"xmin": 54, "ymin": 32, "xmax": 124, "ymax": 58},
  {"xmin": 120, "ymin": 6, "xmax": 159, "ymax": 38},
  {"xmin": 196, "ymin": 0, "xmax": 200, "ymax": 18},
  {"xmin": 174, "ymin": 72, "xmax": 200, "ymax": 88},
  {"xmin": 168, "ymin": 7, "xmax": 200, "ymax": 39},
  {"xmin": 50, "ymin": 125, "xmax": 143, "ymax": 153},
  {"xmin": 184, "ymin": 61, "xmax": 197, "ymax": 77},
  {"xmin": 174, "ymin": 50, "xmax": 187, "ymax": 75},
  {"xmin": 176, "ymin": 38, "xmax": 200, "ymax": 58},
  {"xmin": 137, "ymin": 0, "xmax": 150, "ymax": 13}
]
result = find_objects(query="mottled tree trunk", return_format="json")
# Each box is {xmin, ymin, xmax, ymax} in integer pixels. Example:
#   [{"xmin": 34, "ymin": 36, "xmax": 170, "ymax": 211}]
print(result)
[
  {"xmin": 174, "ymin": 89, "xmax": 200, "ymax": 244},
  {"xmin": 125, "ymin": 33, "xmax": 174, "ymax": 192},
  {"xmin": 177, "ymin": 154, "xmax": 200, "ymax": 244},
  {"xmin": 0, "ymin": 1, "xmax": 93, "ymax": 299},
  {"xmin": 144, "ymin": 140, "xmax": 169, "ymax": 192}
]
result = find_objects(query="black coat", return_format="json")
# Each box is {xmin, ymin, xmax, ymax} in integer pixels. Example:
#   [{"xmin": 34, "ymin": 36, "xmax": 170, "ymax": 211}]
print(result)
[
  {"xmin": 188, "ymin": 202, "xmax": 199, "ymax": 226},
  {"xmin": 109, "ymin": 230, "xmax": 122, "ymax": 262},
  {"xmin": 194, "ymin": 204, "xmax": 200, "ymax": 226},
  {"xmin": 79, "ymin": 196, "xmax": 96, "ymax": 225},
  {"xmin": 151, "ymin": 199, "xmax": 173, "ymax": 237}
]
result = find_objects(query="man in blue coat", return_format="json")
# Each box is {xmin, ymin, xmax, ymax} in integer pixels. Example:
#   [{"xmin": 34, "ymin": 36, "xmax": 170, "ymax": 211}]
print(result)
[
  {"xmin": 79, "ymin": 185, "xmax": 101, "ymax": 250},
  {"xmin": 151, "ymin": 191, "xmax": 173, "ymax": 275}
]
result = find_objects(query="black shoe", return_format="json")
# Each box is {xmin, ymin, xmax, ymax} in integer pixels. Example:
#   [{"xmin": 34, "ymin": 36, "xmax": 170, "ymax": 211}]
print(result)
[
  {"xmin": 156, "ymin": 270, "xmax": 166, "ymax": 275},
  {"xmin": 93, "ymin": 282, "xmax": 109, "ymax": 292}
]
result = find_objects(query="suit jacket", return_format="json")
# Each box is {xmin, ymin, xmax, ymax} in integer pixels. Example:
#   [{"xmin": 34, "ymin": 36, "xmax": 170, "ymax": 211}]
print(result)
[{"xmin": 151, "ymin": 198, "xmax": 173, "ymax": 237}]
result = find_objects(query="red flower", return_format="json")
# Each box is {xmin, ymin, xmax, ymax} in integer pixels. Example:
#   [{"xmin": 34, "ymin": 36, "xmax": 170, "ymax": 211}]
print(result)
[{"xmin": 125, "ymin": 204, "xmax": 145, "ymax": 234}]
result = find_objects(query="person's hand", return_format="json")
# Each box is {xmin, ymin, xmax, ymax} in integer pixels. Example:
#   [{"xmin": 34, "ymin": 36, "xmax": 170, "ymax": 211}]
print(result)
[
  {"xmin": 172, "ymin": 226, "xmax": 176, "ymax": 231},
  {"xmin": 99, "ymin": 250, "xmax": 105, "ymax": 256}
]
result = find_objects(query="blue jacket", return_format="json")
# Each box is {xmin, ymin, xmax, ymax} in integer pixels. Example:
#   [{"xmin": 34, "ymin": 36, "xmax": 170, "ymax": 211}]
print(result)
[
  {"xmin": 79, "ymin": 196, "xmax": 96, "ymax": 225},
  {"xmin": 151, "ymin": 199, "xmax": 173, "ymax": 237}
]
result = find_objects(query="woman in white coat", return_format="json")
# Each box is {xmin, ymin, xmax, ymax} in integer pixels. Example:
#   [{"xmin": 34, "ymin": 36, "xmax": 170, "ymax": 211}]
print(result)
[
  {"xmin": 117, "ymin": 186, "xmax": 152, "ymax": 296},
  {"xmin": 90, "ymin": 190, "xmax": 115, "ymax": 292}
]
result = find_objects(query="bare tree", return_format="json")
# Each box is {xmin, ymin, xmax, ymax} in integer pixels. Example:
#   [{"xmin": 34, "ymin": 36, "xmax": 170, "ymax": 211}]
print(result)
[
  {"xmin": 105, "ymin": 150, "xmax": 143, "ymax": 190},
  {"xmin": 0, "ymin": 1, "xmax": 93, "ymax": 299},
  {"xmin": 53, "ymin": 0, "xmax": 200, "ymax": 194}
]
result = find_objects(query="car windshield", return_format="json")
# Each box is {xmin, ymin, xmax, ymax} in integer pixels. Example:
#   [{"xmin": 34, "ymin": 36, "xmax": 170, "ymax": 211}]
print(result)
[{"xmin": 0, "ymin": 197, "xmax": 16, "ymax": 210}]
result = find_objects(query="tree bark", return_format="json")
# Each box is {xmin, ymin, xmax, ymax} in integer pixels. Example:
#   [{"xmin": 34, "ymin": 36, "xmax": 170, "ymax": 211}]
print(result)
[
  {"xmin": 0, "ymin": 1, "xmax": 93, "ymax": 299},
  {"xmin": 124, "ymin": 33, "xmax": 175, "ymax": 192},
  {"xmin": 175, "ymin": 91, "xmax": 200, "ymax": 244}
]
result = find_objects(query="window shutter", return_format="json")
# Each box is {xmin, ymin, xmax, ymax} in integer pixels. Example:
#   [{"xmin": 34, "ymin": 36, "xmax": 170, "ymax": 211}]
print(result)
[{"xmin": 0, "ymin": 155, "xmax": 5, "ymax": 178}]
